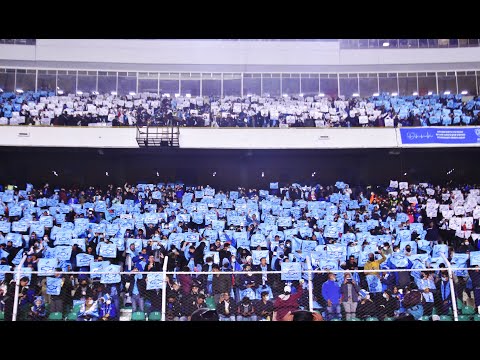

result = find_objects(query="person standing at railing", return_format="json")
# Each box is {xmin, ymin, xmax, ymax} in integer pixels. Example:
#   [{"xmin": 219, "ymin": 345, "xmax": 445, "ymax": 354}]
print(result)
[{"xmin": 322, "ymin": 272, "xmax": 342, "ymax": 321}]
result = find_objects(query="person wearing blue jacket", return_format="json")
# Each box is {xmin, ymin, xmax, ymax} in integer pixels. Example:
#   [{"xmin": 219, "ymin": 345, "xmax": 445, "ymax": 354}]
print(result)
[
  {"xmin": 321, "ymin": 272, "xmax": 342, "ymax": 321},
  {"xmin": 99, "ymin": 293, "xmax": 117, "ymax": 321}
]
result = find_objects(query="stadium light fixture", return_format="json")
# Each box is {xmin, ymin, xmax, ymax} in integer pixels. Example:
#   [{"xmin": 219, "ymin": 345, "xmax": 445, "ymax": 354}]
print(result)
[
  {"xmin": 461, "ymin": 90, "xmax": 468, "ymax": 95},
  {"xmin": 403, "ymin": 172, "xmax": 407, "ymax": 176},
  {"xmin": 16, "ymin": 89, "xmax": 23, "ymax": 94},
  {"xmin": 212, "ymin": 172, "xmax": 216, "ymax": 177},
  {"xmin": 105, "ymin": 172, "xmax": 109, "ymax": 176},
  {"xmin": 186, "ymin": 93, "xmax": 191, "ymax": 98},
  {"xmin": 261, "ymin": 172, "xmax": 264, "ymax": 178},
  {"xmin": 129, "ymin": 91, "xmax": 136, "ymax": 96},
  {"xmin": 428, "ymin": 91, "xmax": 433, "ymax": 96},
  {"xmin": 412, "ymin": 92, "xmax": 418, "ymax": 96},
  {"xmin": 52, "ymin": 171, "xmax": 58, "ymax": 176},
  {"xmin": 156, "ymin": 171, "xmax": 160, "ymax": 177},
  {"xmin": 391, "ymin": 92, "xmax": 398, "ymax": 96},
  {"xmin": 312, "ymin": 172, "xmax": 316, "ymax": 177},
  {"xmin": 373, "ymin": 92, "xmax": 379, "ymax": 97},
  {"xmin": 352, "ymin": 93, "xmax": 359, "ymax": 97},
  {"xmin": 443, "ymin": 91, "xmax": 450, "ymax": 95},
  {"xmin": 0, "ymin": 88, "xmax": 3, "ymax": 92},
  {"xmin": 57, "ymin": 90, "xmax": 64, "ymax": 95},
  {"xmin": 110, "ymin": 91, "xmax": 117, "ymax": 96},
  {"xmin": 76, "ymin": 91, "xmax": 83, "ymax": 95},
  {"xmin": 382, "ymin": 42, "xmax": 390, "ymax": 47}
]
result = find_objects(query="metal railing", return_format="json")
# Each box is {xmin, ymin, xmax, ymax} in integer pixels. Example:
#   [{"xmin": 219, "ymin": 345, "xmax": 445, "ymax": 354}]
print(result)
[{"xmin": 2, "ymin": 261, "xmax": 478, "ymax": 322}]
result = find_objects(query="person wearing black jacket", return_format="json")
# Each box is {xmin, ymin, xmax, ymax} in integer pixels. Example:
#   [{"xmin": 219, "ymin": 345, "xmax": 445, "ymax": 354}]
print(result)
[
  {"xmin": 467, "ymin": 260, "xmax": 480, "ymax": 311},
  {"xmin": 216, "ymin": 292, "xmax": 237, "ymax": 321},
  {"xmin": 126, "ymin": 265, "xmax": 147, "ymax": 313}
]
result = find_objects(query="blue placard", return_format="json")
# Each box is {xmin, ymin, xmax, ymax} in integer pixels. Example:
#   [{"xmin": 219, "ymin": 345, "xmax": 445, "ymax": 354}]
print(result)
[
  {"xmin": 39, "ymin": 216, "xmax": 53, "ymax": 228},
  {"xmin": 326, "ymin": 244, "xmax": 346, "ymax": 261},
  {"xmin": 54, "ymin": 246, "xmax": 72, "ymax": 261},
  {"xmin": 301, "ymin": 240, "xmax": 317, "ymax": 254},
  {"xmin": 98, "ymin": 242, "xmax": 117, "ymax": 258},
  {"xmin": 146, "ymin": 273, "xmax": 164, "ymax": 290},
  {"xmin": 469, "ymin": 251, "xmax": 480, "ymax": 267},
  {"xmin": 281, "ymin": 262, "xmax": 302, "ymax": 281},
  {"xmin": 11, "ymin": 221, "xmax": 28, "ymax": 233},
  {"xmin": 318, "ymin": 259, "xmax": 339, "ymax": 271},
  {"xmin": 250, "ymin": 234, "xmax": 267, "ymax": 248},
  {"xmin": 37, "ymin": 258, "xmax": 58, "ymax": 276},
  {"xmin": 389, "ymin": 252, "xmax": 409, "ymax": 268},
  {"xmin": 100, "ymin": 264, "xmax": 121, "ymax": 284},
  {"xmin": 277, "ymin": 217, "xmax": 292, "ymax": 227},
  {"xmin": 400, "ymin": 127, "xmax": 480, "ymax": 144},
  {"xmin": 6, "ymin": 233, "xmax": 23, "ymax": 247},
  {"xmin": 76, "ymin": 253, "xmax": 94, "ymax": 267},
  {"xmin": 0, "ymin": 221, "xmax": 10, "ymax": 234},
  {"xmin": 0, "ymin": 265, "xmax": 11, "ymax": 281},
  {"xmin": 432, "ymin": 244, "xmax": 448, "ymax": 259},
  {"xmin": 8, "ymin": 205, "xmax": 22, "ymax": 217},
  {"xmin": 90, "ymin": 260, "xmax": 110, "ymax": 279}
]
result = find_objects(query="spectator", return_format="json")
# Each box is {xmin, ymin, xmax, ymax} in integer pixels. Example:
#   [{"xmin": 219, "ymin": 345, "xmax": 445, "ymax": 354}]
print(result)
[
  {"xmin": 273, "ymin": 281, "xmax": 304, "ymax": 321},
  {"xmin": 77, "ymin": 295, "xmax": 99, "ymax": 321},
  {"xmin": 340, "ymin": 272, "xmax": 361, "ymax": 320},
  {"xmin": 321, "ymin": 272, "xmax": 342, "ymax": 321},
  {"xmin": 216, "ymin": 292, "xmax": 237, "ymax": 321},
  {"xmin": 356, "ymin": 289, "xmax": 376, "ymax": 320}
]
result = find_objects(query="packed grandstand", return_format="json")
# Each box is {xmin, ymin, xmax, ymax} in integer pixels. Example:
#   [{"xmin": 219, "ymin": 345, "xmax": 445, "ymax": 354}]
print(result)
[
  {"xmin": 0, "ymin": 90, "xmax": 478, "ymax": 127},
  {"xmin": 0, "ymin": 180, "xmax": 479, "ymax": 321},
  {"xmin": 1, "ymin": 38, "xmax": 479, "ymax": 324}
]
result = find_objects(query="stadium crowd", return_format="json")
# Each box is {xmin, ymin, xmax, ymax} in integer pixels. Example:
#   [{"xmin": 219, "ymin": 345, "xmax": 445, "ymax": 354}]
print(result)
[
  {"xmin": 0, "ymin": 90, "xmax": 479, "ymax": 128},
  {"xmin": 0, "ymin": 179, "xmax": 479, "ymax": 321}
]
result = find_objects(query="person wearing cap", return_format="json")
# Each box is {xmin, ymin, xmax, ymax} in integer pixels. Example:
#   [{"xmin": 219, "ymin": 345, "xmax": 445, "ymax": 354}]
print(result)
[
  {"xmin": 272, "ymin": 280, "xmax": 304, "ymax": 321},
  {"xmin": 216, "ymin": 292, "xmax": 237, "ymax": 321}
]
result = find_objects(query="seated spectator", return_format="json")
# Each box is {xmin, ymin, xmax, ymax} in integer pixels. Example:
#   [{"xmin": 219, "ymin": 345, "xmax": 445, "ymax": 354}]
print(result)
[
  {"xmin": 28, "ymin": 296, "xmax": 47, "ymax": 321},
  {"xmin": 356, "ymin": 289, "xmax": 376, "ymax": 320},
  {"xmin": 236, "ymin": 296, "xmax": 257, "ymax": 321}
]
